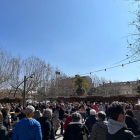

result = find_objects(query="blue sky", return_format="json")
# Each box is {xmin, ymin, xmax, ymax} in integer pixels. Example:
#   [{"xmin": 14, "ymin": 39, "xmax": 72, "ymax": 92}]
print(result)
[{"xmin": 0, "ymin": 0, "xmax": 139, "ymax": 82}]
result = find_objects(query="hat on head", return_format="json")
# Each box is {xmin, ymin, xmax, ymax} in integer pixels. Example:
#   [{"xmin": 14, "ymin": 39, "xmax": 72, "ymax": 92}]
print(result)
[{"xmin": 90, "ymin": 109, "xmax": 96, "ymax": 115}]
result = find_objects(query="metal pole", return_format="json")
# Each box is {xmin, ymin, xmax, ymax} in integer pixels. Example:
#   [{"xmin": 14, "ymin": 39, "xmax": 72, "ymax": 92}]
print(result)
[
  {"xmin": 56, "ymin": 73, "xmax": 57, "ymax": 96},
  {"xmin": 23, "ymin": 76, "xmax": 26, "ymax": 107}
]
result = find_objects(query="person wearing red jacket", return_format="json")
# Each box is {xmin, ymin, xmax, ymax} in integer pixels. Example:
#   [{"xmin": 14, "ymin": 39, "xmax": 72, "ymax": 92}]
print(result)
[
  {"xmin": 64, "ymin": 116, "xmax": 72, "ymax": 131},
  {"xmin": 92, "ymin": 103, "xmax": 99, "ymax": 113}
]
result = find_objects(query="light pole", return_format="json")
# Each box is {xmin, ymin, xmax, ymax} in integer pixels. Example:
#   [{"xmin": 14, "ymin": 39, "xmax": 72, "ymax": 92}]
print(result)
[
  {"xmin": 14, "ymin": 73, "xmax": 35, "ymax": 106},
  {"xmin": 23, "ymin": 76, "xmax": 26, "ymax": 107},
  {"xmin": 55, "ymin": 71, "xmax": 60, "ymax": 96}
]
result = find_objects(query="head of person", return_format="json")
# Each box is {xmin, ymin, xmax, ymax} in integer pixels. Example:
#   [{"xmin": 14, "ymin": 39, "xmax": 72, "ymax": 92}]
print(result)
[
  {"xmin": 56, "ymin": 106, "xmax": 60, "ymax": 111},
  {"xmin": 98, "ymin": 111, "xmax": 106, "ymax": 121},
  {"xmin": 68, "ymin": 105, "xmax": 72, "ymax": 110},
  {"xmin": 95, "ymin": 102, "xmax": 98, "ymax": 106},
  {"xmin": 43, "ymin": 109, "xmax": 52, "ymax": 120},
  {"xmin": 53, "ymin": 103, "xmax": 56, "ymax": 108},
  {"xmin": 108, "ymin": 101, "xmax": 125, "ymax": 123},
  {"xmin": 90, "ymin": 109, "xmax": 96, "ymax": 116},
  {"xmin": 15, "ymin": 108, "xmax": 21, "ymax": 115},
  {"xmin": 25, "ymin": 105, "xmax": 35, "ymax": 118},
  {"xmin": 1, "ymin": 106, "xmax": 10, "ymax": 116},
  {"xmin": 81, "ymin": 104, "xmax": 86, "ymax": 110},
  {"xmin": 61, "ymin": 104, "xmax": 65, "ymax": 110},
  {"xmin": 126, "ymin": 109, "xmax": 134, "ymax": 118},
  {"xmin": 0, "ymin": 111, "xmax": 3, "ymax": 125},
  {"xmin": 72, "ymin": 112, "xmax": 81, "ymax": 122}
]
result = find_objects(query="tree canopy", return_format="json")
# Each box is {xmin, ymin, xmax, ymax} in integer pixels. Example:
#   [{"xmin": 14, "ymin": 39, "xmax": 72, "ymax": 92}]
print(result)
[{"xmin": 72, "ymin": 77, "xmax": 88, "ymax": 96}]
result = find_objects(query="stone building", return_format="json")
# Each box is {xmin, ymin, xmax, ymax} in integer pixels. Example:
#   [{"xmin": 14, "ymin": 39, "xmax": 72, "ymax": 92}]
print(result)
[
  {"xmin": 56, "ymin": 76, "xmax": 93, "ymax": 96},
  {"xmin": 98, "ymin": 80, "xmax": 140, "ymax": 95}
]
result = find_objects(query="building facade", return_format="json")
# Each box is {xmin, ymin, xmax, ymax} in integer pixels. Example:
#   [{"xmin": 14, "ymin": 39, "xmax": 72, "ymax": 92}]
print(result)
[
  {"xmin": 98, "ymin": 80, "xmax": 140, "ymax": 95},
  {"xmin": 56, "ymin": 76, "xmax": 93, "ymax": 96}
]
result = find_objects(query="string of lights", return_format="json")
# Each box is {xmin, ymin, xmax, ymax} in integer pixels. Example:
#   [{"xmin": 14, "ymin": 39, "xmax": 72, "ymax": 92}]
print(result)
[
  {"xmin": 112, "ymin": 51, "xmax": 138, "ymax": 65},
  {"xmin": 80, "ymin": 59, "xmax": 140, "ymax": 76}
]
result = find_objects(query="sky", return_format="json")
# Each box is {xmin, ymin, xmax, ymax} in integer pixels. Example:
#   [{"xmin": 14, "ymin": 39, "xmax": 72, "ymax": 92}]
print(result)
[{"xmin": 0, "ymin": 0, "xmax": 139, "ymax": 82}]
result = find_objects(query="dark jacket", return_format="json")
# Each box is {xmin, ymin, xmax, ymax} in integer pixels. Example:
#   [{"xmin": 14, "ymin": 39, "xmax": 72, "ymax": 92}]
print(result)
[
  {"xmin": 2, "ymin": 114, "xmax": 9, "ymax": 130},
  {"xmin": 125, "ymin": 115, "xmax": 138, "ymax": 135},
  {"xmin": 0, "ymin": 122, "xmax": 9, "ymax": 140},
  {"xmin": 85, "ymin": 115, "xmax": 97, "ymax": 133},
  {"xmin": 37, "ymin": 117, "xmax": 55, "ymax": 140},
  {"xmin": 63, "ymin": 122, "xmax": 89, "ymax": 140},
  {"xmin": 106, "ymin": 119, "xmax": 140, "ymax": 140},
  {"xmin": 12, "ymin": 118, "xmax": 42, "ymax": 140},
  {"xmin": 106, "ymin": 128, "xmax": 136, "ymax": 140},
  {"xmin": 17, "ymin": 112, "xmax": 26, "ymax": 120},
  {"xmin": 90, "ymin": 121, "xmax": 107, "ymax": 140}
]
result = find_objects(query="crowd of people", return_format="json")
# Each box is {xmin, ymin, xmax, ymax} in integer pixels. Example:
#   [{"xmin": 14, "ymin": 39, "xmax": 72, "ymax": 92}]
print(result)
[{"xmin": 0, "ymin": 100, "xmax": 140, "ymax": 140}]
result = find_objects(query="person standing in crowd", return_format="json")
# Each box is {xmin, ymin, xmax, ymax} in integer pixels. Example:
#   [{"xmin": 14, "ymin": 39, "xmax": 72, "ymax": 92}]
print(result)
[
  {"xmin": 41, "ymin": 103, "xmax": 46, "ymax": 112},
  {"xmin": 77, "ymin": 104, "xmax": 86, "ymax": 123},
  {"xmin": 17, "ymin": 106, "xmax": 26, "ymax": 120},
  {"xmin": 86, "ymin": 105, "xmax": 91, "ymax": 118},
  {"xmin": 37, "ymin": 109, "xmax": 55, "ymax": 140},
  {"xmin": 106, "ymin": 101, "xmax": 140, "ymax": 140},
  {"xmin": 85, "ymin": 109, "xmax": 97, "ymax": 133},
  {"xmin": 52, "ymin": 106, "xmax": 60, "ymax": 135},
  {"xmin": 92, "ymin": 102, "xmax": 98, "ymax": 113},
  {"xmin": 0, "ymin": 111, "xmax": 9, "ymax": 140},
  {"xmin": 63, "ymin": 111, "xmax": 73, "ymax": 131},
  {"xmin": 33, "ymin": 106, "xmax": 42, "ymax": 120},
  {"xmin": 46, "ymin": 104, "xmax": 50, "ymax": 109},
  {"xmin": 63, "ymin": 112, "xmax": 89, "ymax": 140},
  {"xmin": 98, "ymin": 103, "xmax": 104, "ymax": 112},
  {"xmin": 125, "ymin": 109, "xmax": 138, "ymax": 135},
  {"xmin": 133, "ymin": 104, "xmax": 140, "ymax": 133},
  {"xmin": 52, "ymin": 103, "xmax": 56, "ymax": 113},
  {"xmin": 65, "ymin": 105, "xmax": 72, "ymax": 116},
  {"xmin": 11, "ymin": 108, "xmax": 21, "ymax": 123},
  {"xmin": 12, "ymin": 105, "xmax": 42, "ymax": 140},
  {"xmin": 90, "ymin": 111, "xmax": 107, "ymax": 140},
  {"xmin": 1, "ymin": 106, "xmax": 11, "ymax": 130},
  {"xmin": 59, "ymin": 104, "xmax": 66, "ymax": 135}
]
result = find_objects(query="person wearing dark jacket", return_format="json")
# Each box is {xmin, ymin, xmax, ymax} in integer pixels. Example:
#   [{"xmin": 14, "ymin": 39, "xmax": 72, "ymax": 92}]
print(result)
[
  {"xmin": 125, "ymin": 109, "xmax": 138, "ymax": 135},
  {"xmin": 17, "ymin": 107, "xmax": 26, "ymax": 120},
  {"xmin": 63, "ymin": 112, "xmax": 89, "ymax": 140},
  {"xmin": 106, "ymin": 101, "xmax": 140, "ymax": 140},
  {"xmin": 37, "ymin": 109, "xmax": 55, "ymax": 140},
  {"xmin": 90, "ymin": 111, "xmax": 107, "ymax": 140},
  {"xmin": 1, "ymin": 106, "xmax": 10, "ymax": 130},
  {"xmin": 0, "ymin": 111, "xmax": 9, "ymax": 140},
  {"xmin": 85, "ymin": 109, "xmax": 97, "ymax": 133}
]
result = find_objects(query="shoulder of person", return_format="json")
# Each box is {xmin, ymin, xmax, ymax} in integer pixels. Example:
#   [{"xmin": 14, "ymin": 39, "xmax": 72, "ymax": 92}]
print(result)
[
  {"xmin": 121, "ymin": 128, "xmax": 135, "ymax": 137},
  {"xmin": 32, "ymin": 118, "xmax": 41, "ymax": 125}
]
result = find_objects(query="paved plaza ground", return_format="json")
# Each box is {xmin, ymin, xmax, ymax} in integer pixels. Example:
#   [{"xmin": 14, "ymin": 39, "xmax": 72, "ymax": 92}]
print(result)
[{"xmin": 55, "ymin": 129, "xmax": 63, "ymax": 140}]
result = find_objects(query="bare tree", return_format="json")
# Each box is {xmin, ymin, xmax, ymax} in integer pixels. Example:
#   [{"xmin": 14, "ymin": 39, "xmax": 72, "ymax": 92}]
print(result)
[
  {"xmin": 0, "ymin": 47, "xmax": 16, "ymax": 88},
  {"xmin": 125, "ymin": 1, "xmax": 140, "ymax": 59}
]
